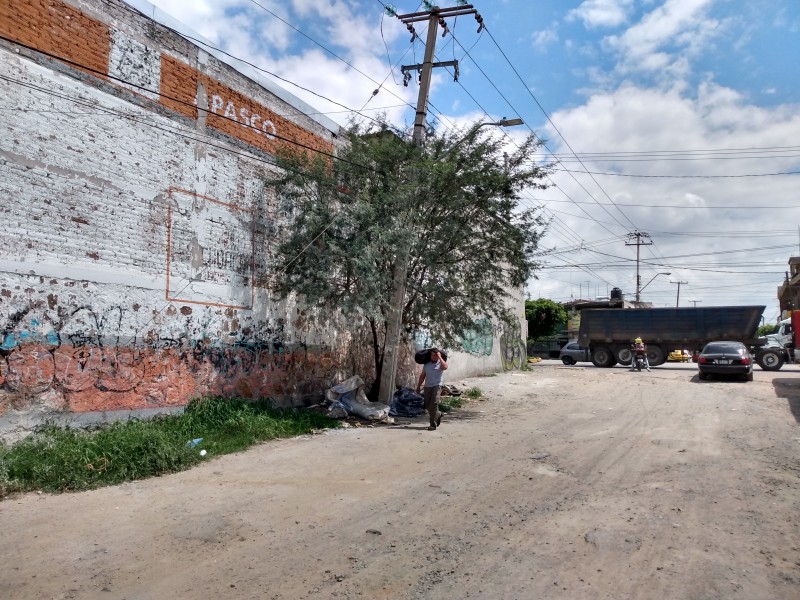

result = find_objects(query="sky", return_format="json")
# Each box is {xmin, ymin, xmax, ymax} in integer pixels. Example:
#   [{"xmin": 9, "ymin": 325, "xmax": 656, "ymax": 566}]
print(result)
[{"xmin": 132, "ymin": 0, "xmax": 800, "ymax": 323}]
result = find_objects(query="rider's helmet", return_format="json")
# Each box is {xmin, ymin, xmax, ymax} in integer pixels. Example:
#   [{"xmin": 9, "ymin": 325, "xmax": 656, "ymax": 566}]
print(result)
[{"xmin": 634, "ymin": 337, "xmax": 643, "ymax": 344}]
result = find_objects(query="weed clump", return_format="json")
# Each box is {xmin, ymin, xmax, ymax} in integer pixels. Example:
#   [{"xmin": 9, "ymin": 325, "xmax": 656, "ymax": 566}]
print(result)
[{"xmin": 0, "ymin": 397, "xmax": 338, "ymax": 497}]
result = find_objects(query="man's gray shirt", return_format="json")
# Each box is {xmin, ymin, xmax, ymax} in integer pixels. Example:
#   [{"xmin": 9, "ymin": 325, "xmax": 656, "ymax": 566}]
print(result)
[{"xmin": 423, "ymin": 360, "xmax": 445, "ymax": 388}]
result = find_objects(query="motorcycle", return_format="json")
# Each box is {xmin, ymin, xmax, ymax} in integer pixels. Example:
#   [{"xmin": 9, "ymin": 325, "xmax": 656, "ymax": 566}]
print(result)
[{"xmin": 634, "ymin": 350, "xmax": 646, "ymax": 371}]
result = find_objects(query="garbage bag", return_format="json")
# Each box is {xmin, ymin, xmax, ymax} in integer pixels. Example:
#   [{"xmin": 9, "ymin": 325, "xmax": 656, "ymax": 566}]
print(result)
[
  {"xmin": 325, "ymin": 376, "xmax": 389, "ymax": 420},
  {"xmin": 413, "ymin": 348, "xmax": 448, "ymax": 364},
  {"xmin": 326, "ymin": 375, "xmax": 365, "ymax": 402},
  {"xmin": 389, "ymin": 387, "xmax": 426, "ymax": 417}
]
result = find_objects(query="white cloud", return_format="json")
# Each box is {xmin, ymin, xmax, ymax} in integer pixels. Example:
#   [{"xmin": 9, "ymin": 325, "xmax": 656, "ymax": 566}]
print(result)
[
  {"xmin": 604, "ymin": 0, "xmax": 721, "ymax": 76},
  {"xmin": 532, "ymin": 26, "xmax": 559, "ymax": 51},
  {"xmin": 568, "ymin": 0, "xmax": 635, "ymax": 29}
]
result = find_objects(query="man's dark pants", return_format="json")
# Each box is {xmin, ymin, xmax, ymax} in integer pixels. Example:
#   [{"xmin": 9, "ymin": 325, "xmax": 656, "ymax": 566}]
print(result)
[{"xmin": 423, "ymin": 385, "xmax": 442, "ymax": 428}]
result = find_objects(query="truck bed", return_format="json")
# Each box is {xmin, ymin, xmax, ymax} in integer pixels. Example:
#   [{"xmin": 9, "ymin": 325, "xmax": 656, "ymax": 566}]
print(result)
[{"xmin": 578, "ymin": 305, "xmax": 765, "ymax": 347}]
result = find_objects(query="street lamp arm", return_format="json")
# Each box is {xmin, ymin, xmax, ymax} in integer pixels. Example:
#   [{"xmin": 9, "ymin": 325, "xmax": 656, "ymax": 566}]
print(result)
[
  {"xmin": 450, "ymin": 118, "xmax": 525, "ymax": 152},
  {"xmin": 639, "ymin": 272, "xmax": 672, "ymax": 293}
]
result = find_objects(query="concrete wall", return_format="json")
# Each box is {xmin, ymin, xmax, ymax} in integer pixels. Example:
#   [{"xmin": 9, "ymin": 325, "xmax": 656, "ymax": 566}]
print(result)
[{"xmin": 0, "ymin": 0, "xmax": 527, "ymax": 438}]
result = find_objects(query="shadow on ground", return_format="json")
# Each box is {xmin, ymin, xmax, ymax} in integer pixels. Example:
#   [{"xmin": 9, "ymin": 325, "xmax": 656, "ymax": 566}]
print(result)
[{"xmin": 771, "ymin": 377, "xmax": 800, "ymax": 423}]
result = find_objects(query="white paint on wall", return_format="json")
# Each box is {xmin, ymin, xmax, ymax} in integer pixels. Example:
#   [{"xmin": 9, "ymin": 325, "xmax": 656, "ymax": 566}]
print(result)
[{"xmin": 109, "ymin": 29, "xmax": 161, "ymax": 100}]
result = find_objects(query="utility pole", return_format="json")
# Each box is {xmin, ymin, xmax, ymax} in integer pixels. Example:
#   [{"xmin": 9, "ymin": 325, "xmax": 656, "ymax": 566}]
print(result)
[
  {"xmin": 626, "ymin": 231, "xmax": 652, "ymax": 303},
  {"xmin": 670, "ymin": 280, "xmax": 688, "ymax": 307},
  {"xmin": 378, "ymin": 3, "xmax": 484, "ymax": 404},
  {"xmin": 688, "ymin": 299, "xmax": 702, "ymax": 307}
]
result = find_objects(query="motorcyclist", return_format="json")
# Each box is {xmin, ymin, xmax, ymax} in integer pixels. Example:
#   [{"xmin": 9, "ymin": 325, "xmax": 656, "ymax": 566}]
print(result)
[{"xmin": 631, "ymin": 337, "xmax": 651, "ymax": 371}]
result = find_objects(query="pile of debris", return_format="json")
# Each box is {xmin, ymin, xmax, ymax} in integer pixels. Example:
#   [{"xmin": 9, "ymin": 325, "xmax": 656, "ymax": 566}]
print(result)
[{"xmin": 323, "ymin": 376, "xmax": 466, "ymax": 424}]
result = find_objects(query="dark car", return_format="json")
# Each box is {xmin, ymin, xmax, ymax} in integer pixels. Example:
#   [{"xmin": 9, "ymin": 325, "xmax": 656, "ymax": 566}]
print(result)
[
  {"xmin": 697, "ymin": 341, "xmax": 753, "ymax": 381},
  {"xmin": 559, "ymin": 342, "xmax": 590, "ymax": 365}
]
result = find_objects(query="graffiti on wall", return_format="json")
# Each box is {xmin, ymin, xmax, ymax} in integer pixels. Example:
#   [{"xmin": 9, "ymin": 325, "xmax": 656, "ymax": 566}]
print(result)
[
  {"xmin": 460, "ymin": 317, "xmax": 494, "ymax": 356},
  {"xmin": 499, "ymin": 319, "xmax": 527, "ymax": 371},
  {"xmin": 0, "ymin": 302, "xmax": 353, "ymax": 417}
]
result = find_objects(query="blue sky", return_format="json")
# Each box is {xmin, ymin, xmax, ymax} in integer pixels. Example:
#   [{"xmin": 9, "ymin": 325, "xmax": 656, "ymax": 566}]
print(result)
[{"xmin": 134, "ymin": 0, "xmax": 800, "ymax": 322}]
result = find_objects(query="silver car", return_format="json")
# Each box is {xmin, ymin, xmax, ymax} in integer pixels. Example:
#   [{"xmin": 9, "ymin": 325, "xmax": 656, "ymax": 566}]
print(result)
[{"xmin": 559, "ymin": 342, "xmax": 590, "ymax": 365}]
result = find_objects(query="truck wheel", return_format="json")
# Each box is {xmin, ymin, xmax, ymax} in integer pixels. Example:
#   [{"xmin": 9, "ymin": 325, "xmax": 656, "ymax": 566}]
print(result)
[
  {"xmin": 647, "ymin": 346, "xmax": 666, "ymax": 367},
  {"xmin": 561, "ymin": 356, "xmax": 575, "ymax": 365},
  {"xmin": 616, "ymin": 347, "xmax": 633, "ymax": 366},
  {"xmin": 756, "ymin": 349, "xmax": 784, "ymax": 371},
  {"xmin": 591, "ymin": 347, "xmax": 615, "ymax": 368}
]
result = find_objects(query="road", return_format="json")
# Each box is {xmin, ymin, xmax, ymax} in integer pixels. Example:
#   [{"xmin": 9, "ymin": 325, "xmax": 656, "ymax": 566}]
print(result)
[{"xmin": 1, "ymin": 361, "xmax": 799, "ymax": 599}]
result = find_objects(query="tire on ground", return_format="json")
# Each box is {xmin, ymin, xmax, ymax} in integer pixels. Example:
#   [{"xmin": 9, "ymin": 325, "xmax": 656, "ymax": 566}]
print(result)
[
  {"xmin": 647, "ymin": 345, "xmax": 666, "ymax": 367},
  {"xmin": 591, "ymin": 347, "xmax": 615, "ymax": 368},
  {"xmin": 616, "ymin": 347, "xmax": 633, "ymax": 366},
  {"xmin": 561, "ymin": 356, "xmax": 575, "ymax": 365},
  {"xmin": 756, "ymin": 348, "xmax": 784, "ymax": 371}
]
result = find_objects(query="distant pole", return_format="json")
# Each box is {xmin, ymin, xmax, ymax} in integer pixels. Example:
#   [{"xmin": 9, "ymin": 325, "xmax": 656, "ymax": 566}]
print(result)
[
  {"xmin": 626, "ymin": 231, "xmax": 652, "ymax": 303},
  {"xmin": 670, "ymin": 280, "xmax": 688, "ymax": 307},
  {"xmin": 689, "ymin": 299, "xmax": 702, "ymax": 307}
]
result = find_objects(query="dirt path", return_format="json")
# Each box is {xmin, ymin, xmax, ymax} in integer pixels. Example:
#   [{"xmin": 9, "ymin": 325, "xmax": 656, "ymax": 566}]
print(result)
[{"xmin": 2, "ymin": 362, "xmax": 799, "ymax": 599}]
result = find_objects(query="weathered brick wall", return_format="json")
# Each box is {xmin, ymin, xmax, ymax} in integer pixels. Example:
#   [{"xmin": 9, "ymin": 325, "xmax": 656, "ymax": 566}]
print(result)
[{"xmin": 0, "ymin": 0, "xmax": 373, "ymax": 435}]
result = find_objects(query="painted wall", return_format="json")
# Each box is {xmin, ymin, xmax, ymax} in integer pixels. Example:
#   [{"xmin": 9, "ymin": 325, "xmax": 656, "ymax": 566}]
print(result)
[
  {"xmin": 0, "ymin": 0, "xmax": 527, "ymax": 438},
  {"xmin": 0, "ymin": 0, "xmax": 374, "ymax": 437}
]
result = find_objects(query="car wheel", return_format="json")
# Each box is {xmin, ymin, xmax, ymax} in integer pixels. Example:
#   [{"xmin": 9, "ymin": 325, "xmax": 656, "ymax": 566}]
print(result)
[
  {"xmin": 744, "ymin": 371, "xmax": 753, "ymax": 382},
  {"xmin": 698, "ymin": 372, "xmax": 708, "ymax": 381},
  {"xmin": 561, "ymin": 356, "xmax": 575, "ymax": 365}
]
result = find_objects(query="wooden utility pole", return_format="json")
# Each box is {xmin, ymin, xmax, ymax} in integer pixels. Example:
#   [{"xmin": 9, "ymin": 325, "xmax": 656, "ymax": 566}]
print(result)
[
  {"xmin": 671, "ymin": 280, "xmax": 688, "ymax": 307},
  {"xmin": 378, "ymin": 4, "xmax": 483, "ymax": 404}
]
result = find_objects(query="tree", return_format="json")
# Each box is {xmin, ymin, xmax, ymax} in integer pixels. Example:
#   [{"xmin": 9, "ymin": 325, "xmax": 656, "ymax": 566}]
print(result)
[
  {"xmin": 757, "ymin": 324, "xmax": 779, "ymax": 336},
  {"xmin": 265, "ymin": 120, "xmax": 550, "ymax": 399},
  {"xmin": 525, "ymin": 298, "xmax": 568, "ymax": 342}
]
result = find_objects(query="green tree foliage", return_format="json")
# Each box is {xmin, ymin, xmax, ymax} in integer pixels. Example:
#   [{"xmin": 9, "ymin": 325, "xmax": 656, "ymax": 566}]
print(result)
[
  {"xmin": 757, "ymin": 324, "xmax": 779, "ymax": 336},
  {"xmin": 525, "ymin": 298, "xmax": 568, "ymax": 341},
  {"xmin": 265, "ymin": 120, "xmax": 550, "ymax": 397}
]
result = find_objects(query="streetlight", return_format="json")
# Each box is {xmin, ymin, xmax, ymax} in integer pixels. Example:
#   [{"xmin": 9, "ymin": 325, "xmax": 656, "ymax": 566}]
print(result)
[
  {"xmin": 639, "ymin": 272, "xmax": 671, "ymax": 294},
  {"xmin": 450, "ymin": 118, "xmax": 524, "ymax": 152},
  {"xmin": 480, "ymin": 118, "xmax": 524, "ymax": 128}
]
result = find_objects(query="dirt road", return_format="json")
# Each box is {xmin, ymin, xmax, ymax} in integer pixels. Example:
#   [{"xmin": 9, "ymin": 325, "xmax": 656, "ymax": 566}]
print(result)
[{"xmin": 2, "ymin": 361, "xmax": 799, "ymax": 599}]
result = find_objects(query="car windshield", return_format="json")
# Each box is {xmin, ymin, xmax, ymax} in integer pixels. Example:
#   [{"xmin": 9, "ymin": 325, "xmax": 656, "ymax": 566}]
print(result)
[{"xmin": 703, "ymin": 343, "xmax": 744, "ymax": 354}]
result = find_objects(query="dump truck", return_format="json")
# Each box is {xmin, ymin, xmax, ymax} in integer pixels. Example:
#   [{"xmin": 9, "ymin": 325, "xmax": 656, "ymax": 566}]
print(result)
[{"xmin": 577, "ymin": 305, "xmax": 775, "ymax": 369}]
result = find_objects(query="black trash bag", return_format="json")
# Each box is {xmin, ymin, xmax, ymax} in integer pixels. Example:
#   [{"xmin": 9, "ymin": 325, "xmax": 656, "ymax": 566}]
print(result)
[
  {"xmin": 389, "ymin": 387, "xmax": 426, "ymax": 417},
  {"xmin": 413, "ymin": 348, "xmax": 448, "ymax": 364}
]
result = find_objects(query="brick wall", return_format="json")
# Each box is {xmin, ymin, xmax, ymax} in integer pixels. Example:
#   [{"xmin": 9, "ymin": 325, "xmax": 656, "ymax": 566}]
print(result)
[{"xmin": 0, "ymin": 0, "xmax": 373, "ymax": 436}]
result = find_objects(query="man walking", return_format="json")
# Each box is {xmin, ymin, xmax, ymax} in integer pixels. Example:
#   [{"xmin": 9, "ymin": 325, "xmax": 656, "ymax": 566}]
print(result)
[{"xmin": 416, "ymin": 348, "xmax": 448, "ymax": 430}]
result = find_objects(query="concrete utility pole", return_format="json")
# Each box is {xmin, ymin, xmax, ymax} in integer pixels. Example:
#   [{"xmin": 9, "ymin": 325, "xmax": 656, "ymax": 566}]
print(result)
[
  {"xmin": 671, "ymin": 280, "xmax": 688, "ymax": 307},
  {"xmin": 378, "ymin": 3, "xmax": 484, "ymax": 404},
  {"xmin": 626, "ymin": 231, "xmax": 652, "ymax": 303}
]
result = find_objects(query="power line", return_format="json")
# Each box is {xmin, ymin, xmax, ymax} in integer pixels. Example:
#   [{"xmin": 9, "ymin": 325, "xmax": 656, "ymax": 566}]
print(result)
[{"xmin": 550, "ymin": 167, "xmax": 800, "ymax": 178}]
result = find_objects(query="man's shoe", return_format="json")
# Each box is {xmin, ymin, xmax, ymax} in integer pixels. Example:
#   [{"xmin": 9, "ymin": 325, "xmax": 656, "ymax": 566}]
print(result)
[{"xmin": 427, "ymin": 425, "xmax": 437, "ymax": 431}]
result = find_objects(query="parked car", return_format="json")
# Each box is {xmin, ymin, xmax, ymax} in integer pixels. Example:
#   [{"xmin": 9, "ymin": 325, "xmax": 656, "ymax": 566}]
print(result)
[
  {"xmin": 697, "ymin": 341, "xmax": 753, "ymax": 381},
  {"xmin": 559, "ymin": 342, "xmax": 590, "ymax": 365}
]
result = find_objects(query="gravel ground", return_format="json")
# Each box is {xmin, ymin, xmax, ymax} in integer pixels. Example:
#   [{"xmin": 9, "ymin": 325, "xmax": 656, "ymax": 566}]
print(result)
[{"xmin": 1, "ymin": 360, "xmax": 799, "ymax": 599}]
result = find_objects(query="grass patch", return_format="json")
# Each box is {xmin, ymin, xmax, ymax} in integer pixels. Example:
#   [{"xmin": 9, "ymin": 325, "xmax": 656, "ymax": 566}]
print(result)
[
  {"xmin": 438, "ymin": 397, "xmax": 463, "ymax": 412},
  {"xmin": 0, "ymin": 397, "xmax": 338, "ymax": 498},
  {"xmin": 465, "ymin": 387, "xmax": 482, "ymax": 399}
]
